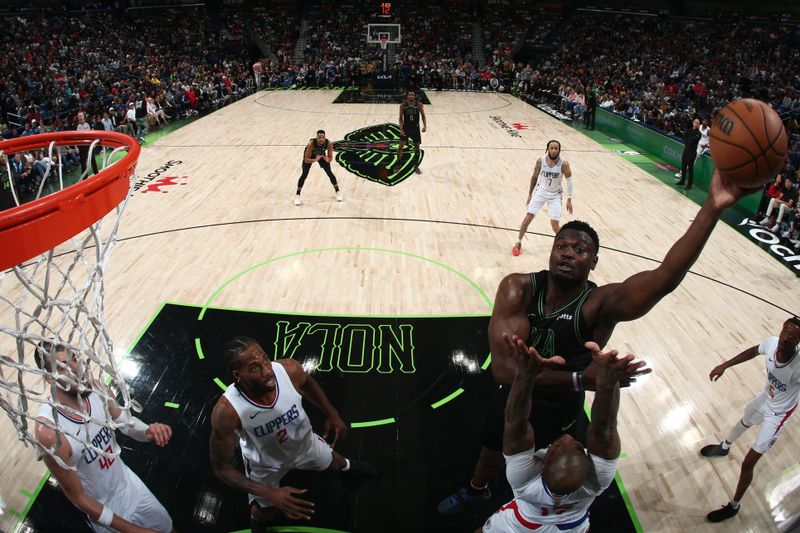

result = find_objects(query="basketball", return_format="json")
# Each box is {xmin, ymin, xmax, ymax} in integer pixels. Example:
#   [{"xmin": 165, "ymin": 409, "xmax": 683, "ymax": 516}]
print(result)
[{"xmin": 709, "ymin": 98, "xmax": 788, "ymax": 187}]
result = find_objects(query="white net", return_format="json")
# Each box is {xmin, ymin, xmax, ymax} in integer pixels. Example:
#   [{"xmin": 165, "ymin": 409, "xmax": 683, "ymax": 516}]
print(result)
[{"xmin": 0, "ymin": 135, "xmax": 138, "ymax": 470}]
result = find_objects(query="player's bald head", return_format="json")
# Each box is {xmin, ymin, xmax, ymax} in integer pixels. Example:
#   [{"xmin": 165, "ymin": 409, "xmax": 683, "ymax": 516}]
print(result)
[{"xmin": 543, "ymin": 447, "xmax": 591, "ymax": 495}]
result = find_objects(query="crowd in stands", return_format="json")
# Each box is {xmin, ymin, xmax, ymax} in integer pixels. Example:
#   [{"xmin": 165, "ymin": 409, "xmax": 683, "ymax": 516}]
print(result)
[
  {"xmin": 0, "ymin": 5, "xmax": 254, "ymax": 206},
  {"xmin": 516, "ymin": 12, "xmax": 800, "ymax": 137}
]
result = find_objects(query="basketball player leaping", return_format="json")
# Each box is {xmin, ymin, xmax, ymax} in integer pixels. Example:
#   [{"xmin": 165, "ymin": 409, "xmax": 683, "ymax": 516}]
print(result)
[
  {"xmin": 512, "ymin": 140, "xmax": 573, "ymax": 256},
  {"xmin": 395, "ymin": 90, "xmax": 426, "ymax": 174},
  {"xmin": 699, "ymin": 316, "xmax": 800, "ymax": 523},
  {"xmin": 34, "ymin": 343, "xmax": 175, "ymax": 533},
  {"xmin": 210, "ymin": 337, "xmax": 377, "ymax": 532},
  {"xmin": 479, "ymin": 338, "xmax": 649, "ymax": 533},
  {"xmin": 295, "ymin": 130, "xmax": 342, "ymax": 206},
  {"xmin": 438, "ymin": 170, "xmax": 760, "ymax": 516}
]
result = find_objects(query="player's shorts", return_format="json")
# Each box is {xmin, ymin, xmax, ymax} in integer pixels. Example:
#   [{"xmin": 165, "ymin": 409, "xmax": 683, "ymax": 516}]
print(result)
[
  {"xmin": 246, "ymin": 433, "xmax": 334, "ymax": 508},
  {"xmin": 400, "ymin": 127, "xmax": 421, "ymax": 145},
  {"xmin": 527, "ymin": 190, "xmax": 562, "ymax": 220},
  {"xmin": 742, "ymin": 391, "xmax": 797, "ymax": 454},
  {"xmin": 482, "ymin": 500, "xmax": 590, "ymax": 533},
  {"xmin": 696, "ymin": 143, "xmax": 710, "ymax": 157},
  {"xmin": 89, "ymin": 465, "xmax": 172, "ymax": 533},
  {"xmin": 480, "ymin": 385, "xmax": 587, "ymax": 452}
]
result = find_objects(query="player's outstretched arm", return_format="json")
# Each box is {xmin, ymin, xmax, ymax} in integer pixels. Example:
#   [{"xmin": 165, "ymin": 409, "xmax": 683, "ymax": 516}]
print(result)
[
  {"xmin": 585, "ymin": 342, "xmax": 649, "ymax": 460},
  {"xmin": 36, "ymin": 423, "xmax": 159, "ymax": 533},
  {"xmin": 502, "ymin": 335, "xmax": 565, "ymax": 456},
  {"xmin": 591, "ymin": 170, "xmax": 762, "ymax": 326},
  {"xmin": 96, "ymin": 380, "xmax": 172, "ymax": 446},
  {"xmin": 709, "ymin": 345, "xmax": 760, "ymax": 381},
  {"xmin": 281, "ymin": 359, "xmax": 347, "ymax": 448}
]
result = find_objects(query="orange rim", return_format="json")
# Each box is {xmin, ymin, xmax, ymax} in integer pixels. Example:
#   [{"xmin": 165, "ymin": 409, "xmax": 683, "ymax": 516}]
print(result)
[{"xmin": 0, "ymin": 131, "xmax": 140, "ymax": 271}]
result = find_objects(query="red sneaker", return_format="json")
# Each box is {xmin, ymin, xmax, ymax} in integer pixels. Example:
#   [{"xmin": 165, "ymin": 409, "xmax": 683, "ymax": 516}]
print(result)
[{"xmin": 512, "ymin": 242, "xmax": 521, "ymax": 256}]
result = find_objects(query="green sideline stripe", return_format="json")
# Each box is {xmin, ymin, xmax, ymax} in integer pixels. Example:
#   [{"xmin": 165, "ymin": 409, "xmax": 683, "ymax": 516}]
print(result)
[
  {"xmin": 164, "ymin": 402, "xmax": 180, "ymax": 409},
  {"xmin": 351, "ymin": 418, "xmax": 395, "ymax": 428},
  {"xmin": 431, "ymin": 388, "xmax": 465, "ymax": 409}
]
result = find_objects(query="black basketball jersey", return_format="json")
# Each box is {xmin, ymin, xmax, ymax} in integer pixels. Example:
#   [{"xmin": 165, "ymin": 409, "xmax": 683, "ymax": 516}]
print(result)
[
  {"xmin": 308, "ymin": 138, "xmax": 329, "ymax": 159},
  {"xmin": 402, "ymin": 103, "xmax": 420, "ymax": 129},
  {"xmin": 527, "ymin": 270, "xmax": 597, "ymax": 409}
]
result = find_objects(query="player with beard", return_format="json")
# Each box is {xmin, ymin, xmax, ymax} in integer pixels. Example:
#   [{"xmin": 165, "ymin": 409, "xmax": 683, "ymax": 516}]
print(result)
[
  {"xmin": 438, "ymin": 169, "xmax": 761, "ymax": 518},
  {"xmin": 210, "ymin": 337, "xmax": 377, "ymax": 531},
  {"xmin": 34, "ymin": 343, "xmax": 174, "ymax": 533}
]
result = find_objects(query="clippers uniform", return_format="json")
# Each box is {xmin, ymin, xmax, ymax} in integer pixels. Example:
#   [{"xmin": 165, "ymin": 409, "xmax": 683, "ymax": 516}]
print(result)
[
  {"xmin": 528, "ymin": 156, "xmax": 568, "ymax": 220},
  {"xmin": 483, "ymin": 447, "xmax": 618, "ymax": 532},
  {"xmin": 36, "ymin": 393, "xmax": 172, "ymax": 533},
  {"xmin": 697, "ymin": 124, "xmax": 710, "ymax": 158},
  {"xmin": 740, "ymin": 337, "xmax": 800, "ymax": 453},
  {"xmin": 223, "ymin": 362, "xmax": 334, "ymax": 507}
]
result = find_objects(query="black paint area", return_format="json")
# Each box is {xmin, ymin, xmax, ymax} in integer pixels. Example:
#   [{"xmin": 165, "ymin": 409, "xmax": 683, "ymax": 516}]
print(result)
[
  {"xmin": 22, "ymin": 303, "xmax": 635, "ymax": 532},
  {"xmin": 333, "ymin": 88, "xmax": 430, "ymax": 105}
]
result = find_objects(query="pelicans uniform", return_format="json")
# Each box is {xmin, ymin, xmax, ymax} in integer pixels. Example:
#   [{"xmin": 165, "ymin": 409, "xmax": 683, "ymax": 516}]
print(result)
[
  {"xmin": 740, "ymin": 337, "xmax": 800, "ymax": 454},
  {"xmin": 223, "ymin": 361, "xmax": 334, "ymax": 507},
  {"xmin": 528, "ymin": 155, "xmax": 569, "ymax": 220},
  {"xmin": 36, "ymin": 393, "xmax": 172, "ymax": 533},
  {"xmin": 483, "ymin": 447, "xmax": 618, "ymax": 533}
]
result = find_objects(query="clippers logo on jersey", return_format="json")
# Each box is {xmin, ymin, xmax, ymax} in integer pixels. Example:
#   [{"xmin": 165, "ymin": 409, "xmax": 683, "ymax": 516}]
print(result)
[
  {"xmin": 768, "ymin": 371, "xmax": 788, "ymax": 392},
  {"xmin": 84, "ymin": 426, "xmax": 115, "ymax": 468},
  {"xmin": 253, "ymin": 404, "xmax": 301, "ymax": 437},
  {"xmin": 541, "ymin": 170, "xmax": 561, "ymax": 179},
  {"xmin": 333, "ymin": 123, "xmax": 423, "ymax": 186}
]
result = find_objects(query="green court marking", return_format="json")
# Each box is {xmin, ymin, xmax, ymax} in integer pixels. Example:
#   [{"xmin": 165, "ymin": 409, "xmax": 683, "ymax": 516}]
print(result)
[
  {"xmin": 18, "ymin": 489, "xmax": 32, "ymax": 498},
  {"xmin": 351, "ymin": 417, "xmax": 396, "ymax": 428},
  {"xmin": 194, "ymin": 247, "xmax": 495, "ymax": 427},
  {"xmin": 615, "ymin": 471, "xmax": 644, "ymax": 533},
  {"xmin": 620, "ymin": 452, "xmax": 628, "ymax": 460},
  {"xmin": 164, "ymin": 402, "xmax": 180, "ymax": 409},
  {"xmin": 8, "ymin": 508, "xmax": 24, "ymax": 520},
  {"xmin": 481, "ymin": 353, "xmax": 492, "ymax": 370},
  {"xmin": 225, "ymin": 526, "xmax": 349, "ymax": 533},
  {"xmin": 195, "ymin": 337, "xmax": 205, "ymax": 359},
  {"xmin": 214, "ymin": 377, "xmax": 228, "ymax": 391},
  {"xmin": 430, "ymin": 388, "xmax": 465, "ymax": 409}
]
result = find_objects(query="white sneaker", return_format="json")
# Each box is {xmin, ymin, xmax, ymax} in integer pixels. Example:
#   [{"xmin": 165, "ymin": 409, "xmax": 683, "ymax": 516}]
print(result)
[
  {"xmin": 336, "ymin": 192, "xmax": 343, "ymax": 202},
  {"xmin": 674, "ymin": 172, "xmax": 682, "ymax": 178},
  {"xmin": 294, "ymin": 195, "xmax": 301, "ymax": 206},
  {"xmin": 759, "ymin": 217, "xmax": 770, "ymax": 225},
  {"xmin": 769, "ymin": 224, "xmax": 779, "ymax": 233}
]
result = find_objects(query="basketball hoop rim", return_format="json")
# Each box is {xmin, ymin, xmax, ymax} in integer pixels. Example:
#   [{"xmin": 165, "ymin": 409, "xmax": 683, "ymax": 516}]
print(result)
[{"xmin": 0, "ymin": 131, "xmax": 140, "ymax": 271}]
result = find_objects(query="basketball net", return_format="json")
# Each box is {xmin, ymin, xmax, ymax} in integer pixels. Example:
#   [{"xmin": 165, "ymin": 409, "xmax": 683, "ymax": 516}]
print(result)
[
  {"xmin": 379, "ymin": 35, "xmax": 389, "ymax": 50},
  {"xmin": 0, "ymin": 134, "xmax": 139, "ymax": 470}
]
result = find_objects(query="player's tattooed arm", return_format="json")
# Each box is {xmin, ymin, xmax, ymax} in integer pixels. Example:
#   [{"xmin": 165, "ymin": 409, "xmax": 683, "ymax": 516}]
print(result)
[
  {"xmin": 209, "ymin": 397, "xmax": 268, "ymax": 496},
  {"xmin": 528, "ymin": 159, "xmax": 541, "ymax": 198}
]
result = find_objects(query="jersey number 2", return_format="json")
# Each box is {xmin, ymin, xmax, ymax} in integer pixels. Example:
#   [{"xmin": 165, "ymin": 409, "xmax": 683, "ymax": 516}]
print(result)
[{"xmin": 277, "ymin": 428, "xmax": 289, "ymax": 444}]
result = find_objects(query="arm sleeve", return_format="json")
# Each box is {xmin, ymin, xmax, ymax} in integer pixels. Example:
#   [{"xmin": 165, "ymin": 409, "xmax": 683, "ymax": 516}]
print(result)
[{"xmin": 566, "ymin": 177, "xmax": 574, "ymax": 198}]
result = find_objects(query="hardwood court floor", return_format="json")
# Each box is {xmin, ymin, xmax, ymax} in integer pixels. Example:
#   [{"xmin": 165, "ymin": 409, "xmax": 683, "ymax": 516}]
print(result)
[{"xmin": 2, "ymin": 90, "xmax": 799, "ymax": 532}]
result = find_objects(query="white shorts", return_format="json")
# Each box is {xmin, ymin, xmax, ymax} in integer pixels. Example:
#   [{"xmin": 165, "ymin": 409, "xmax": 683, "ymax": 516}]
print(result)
[
  {"xmin": 247, "ymin": 433, "xmax": 334, "ymax": 508},
  {"xmin": 482, "ymin": 500, "xmax": 589, "ymax": 533},
  {"xmin": 696, "ymin": 143, "xmax": 710, "ymax": 157},
  {"xmin": 527, "ymin": 190, "xmax": 562, "ymax": 220},
  {"xmin": 742, "ymin": 391, "xmax": 797, "ymax": 454},
  {"xmin": 89, "ymin": 465, "xmax": 172, "ymax": 533}
]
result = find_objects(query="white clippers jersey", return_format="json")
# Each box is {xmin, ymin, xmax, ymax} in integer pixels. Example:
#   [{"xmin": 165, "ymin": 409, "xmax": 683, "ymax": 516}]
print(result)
[
  {"xmin": 760, "ymin": 337, "xmax": 800, "ymax": 413},
  {"xmin": 699, "ymin": 124, "xmax": 710, "ymax": 145},
  {"xmin": 36, "ymin": 393, "xmax": 127, "ymax": 503},
  {"xmin": 515, "ymin": 448, "xmax": 617, "ymax": 525},
  {"xmin": 536, "ymin": 155, "xmax": 565, "ymax": 194},
  {"xmin": 224, "ymin": 362, "xmax": 313, "ymax": 471}
]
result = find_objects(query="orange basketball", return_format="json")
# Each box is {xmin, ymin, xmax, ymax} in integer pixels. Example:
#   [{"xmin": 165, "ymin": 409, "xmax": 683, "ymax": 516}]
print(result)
[{"xmin": 709, "ymin": 98, "xmax": 788, "ymax": 188}]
